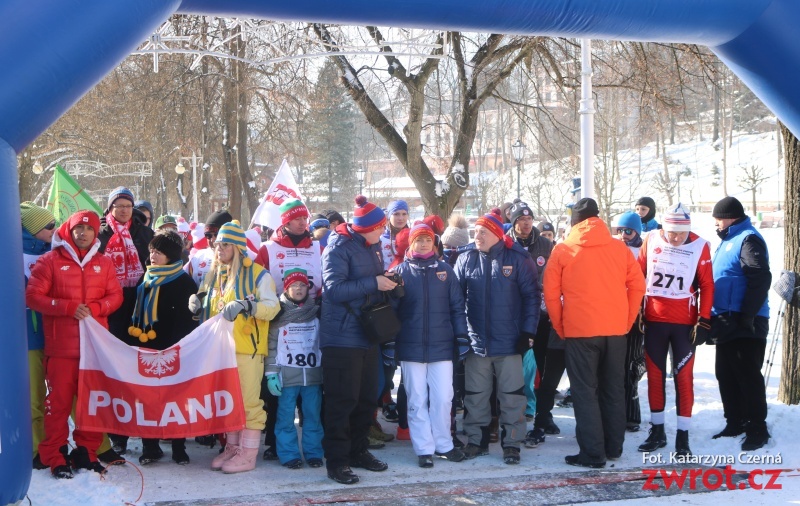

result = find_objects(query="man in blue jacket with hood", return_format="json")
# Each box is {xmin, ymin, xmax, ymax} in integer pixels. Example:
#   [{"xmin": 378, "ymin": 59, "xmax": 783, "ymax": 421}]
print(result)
[{"xmin": 455, "ymin": 210, "xmax": 539, "ymax": 465}]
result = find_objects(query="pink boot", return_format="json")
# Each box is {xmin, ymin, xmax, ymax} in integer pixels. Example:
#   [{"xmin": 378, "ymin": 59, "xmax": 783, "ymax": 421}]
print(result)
[
  {"xmin": 211, "ymin": 431, "xmax": 240, "ymax": 471},
  {"xmin": 221, "ymin": 429, "xmax": 261, "ymax": 474}
]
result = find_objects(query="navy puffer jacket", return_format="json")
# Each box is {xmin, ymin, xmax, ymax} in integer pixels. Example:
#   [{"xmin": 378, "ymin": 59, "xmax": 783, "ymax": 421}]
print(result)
[
  {"xmin": 393, "ymin": 256, "xmax": 467, "ymax": 363},
  {"xmin": 455, "ymin": 241, "xmax": 540, "ymax": 357},
  {"xmin": 320, "ymin": 224, "xmax": 386, "ymax": 349}
]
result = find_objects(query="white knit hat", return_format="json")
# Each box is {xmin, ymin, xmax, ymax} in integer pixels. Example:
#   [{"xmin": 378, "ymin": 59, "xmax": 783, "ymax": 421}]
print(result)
[{"xmin": 662, "ymin": 202, "xmax": 691, "ymax": 232}]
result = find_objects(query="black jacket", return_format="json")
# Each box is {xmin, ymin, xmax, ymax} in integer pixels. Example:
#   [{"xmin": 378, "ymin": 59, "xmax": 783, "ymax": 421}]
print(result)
[{"xmin": 506, "ymin": 226, "xmax": 553, "ymax": 291}]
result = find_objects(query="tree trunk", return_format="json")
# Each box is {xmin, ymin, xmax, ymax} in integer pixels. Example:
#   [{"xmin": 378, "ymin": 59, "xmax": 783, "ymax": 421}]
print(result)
[{"xmin": 779, "ymin": 124, "xmax": 800, "ymax": 404}]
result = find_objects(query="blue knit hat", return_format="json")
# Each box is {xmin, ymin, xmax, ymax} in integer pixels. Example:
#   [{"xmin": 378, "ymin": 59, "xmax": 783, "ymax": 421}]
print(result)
[
  {"xmin": 108, "ymin": 187, "xmax": 135, "ymax": 209},
  {"xmin": 216, "ymin": 221, "xmax": 248, "ymax": 257},
  {"xmin": 352, "ymin": 196, "xmax": 386, "ymax": 233},
  {"xmin": 386, "ymin": 200, "xmax": 409, "ymax": 216},
  {"xmin": 615, "ymin": 211, "xmax": 642, "ymax": 235}
]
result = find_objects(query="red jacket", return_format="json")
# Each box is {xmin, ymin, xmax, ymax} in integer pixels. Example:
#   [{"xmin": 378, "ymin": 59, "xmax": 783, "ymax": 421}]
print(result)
[
  {"xmin": 25, "ymin": 229, "xmax": 123, "ymax": 359},
  {"xmin": 254, "ymin": 226, "xmax": 316, "ymax": 270}
]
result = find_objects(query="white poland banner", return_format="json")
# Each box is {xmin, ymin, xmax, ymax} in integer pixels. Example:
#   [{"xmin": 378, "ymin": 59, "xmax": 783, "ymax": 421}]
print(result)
[
  {"xmin": 250, "ymin": 159, "xmax": 308, "ymax": 230},
  {"xmin": 77, "ymin": 315, "xmax": 245, "ymax": 439}
]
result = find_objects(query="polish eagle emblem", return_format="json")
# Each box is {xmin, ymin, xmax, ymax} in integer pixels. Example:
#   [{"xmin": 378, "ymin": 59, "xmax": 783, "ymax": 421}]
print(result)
[{"xmin": 138, "ymin": 347, "xmax": 181, "ymax": 378}]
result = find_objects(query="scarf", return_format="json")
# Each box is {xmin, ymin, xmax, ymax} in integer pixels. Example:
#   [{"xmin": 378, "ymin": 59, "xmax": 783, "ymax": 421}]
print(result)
[
  {"xmin": 201, "ymin": 262, "xmax": 258, "ymax": 322},
  {"xmin": 105, "ymin": 213, "xmax": 144, "ymax": 288},
  {"xmin": 626, "ymin": 234, "xmax": 644, "ymax": 249},
  {"xmin": 409, "ymin": 250, "xmax": 436, "ymax": 260},
  {"xmin": 272, "ymin": 293, "xmax": 320, "ymax": 328},
  {"xmin": 129, "ymin": 261, "xmax": 185, "ymax": 342}
]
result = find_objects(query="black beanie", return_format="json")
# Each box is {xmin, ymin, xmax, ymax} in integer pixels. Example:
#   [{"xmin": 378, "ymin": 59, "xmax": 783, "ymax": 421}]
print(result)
[
  {"xmin": 321, "ymin": 209, "xmax": 345, "ymax": 224},
  {"xmin": 206, "ymin": 209, "xmax": 233, "ymax": 228},
  {"xmin": 571, "ymin": 198, "xmax": 600, "ymax": 225},
  {"xmin": 712, "ymin": 196, "xmax": 746, "ymax": 219},
  {"xmin": 509, "ymin": 198, "xmax": 534, "ymax": 226},
  {"xmin": 150, "ymin": 230, "xmax": 185, "ymax": 264},
  {"xmin": 635, "ymin": 196, "xmax": 657, "ymax": 223}
]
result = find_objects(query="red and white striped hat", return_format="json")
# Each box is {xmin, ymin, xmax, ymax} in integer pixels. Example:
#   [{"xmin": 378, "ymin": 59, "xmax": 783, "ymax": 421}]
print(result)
[{"xmin": 662, "ymin": 202, "xmax": 691, "ymax": 232}]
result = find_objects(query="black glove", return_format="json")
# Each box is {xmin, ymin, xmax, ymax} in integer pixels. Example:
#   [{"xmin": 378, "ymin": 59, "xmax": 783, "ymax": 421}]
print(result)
[
  {"xmin": 738, "ymin": 314, "xmax": 756, "ymax": 335},
  {"xmin": 454, "ymin": 335, "xmax": 470, "ymax": 362},
  {"xmin": 516, "ymin": 332, "xmax": 535, "ymax": 356},
  {"xmin": 692, "ymin": 317, "xmax": 712, "ymax": 346}
]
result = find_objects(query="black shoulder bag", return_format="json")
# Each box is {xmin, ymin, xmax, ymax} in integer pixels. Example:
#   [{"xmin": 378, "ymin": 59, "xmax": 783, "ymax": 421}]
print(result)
[{"xmin": 346, "ymin": 293, "xmax": 401, "ymax": 345}]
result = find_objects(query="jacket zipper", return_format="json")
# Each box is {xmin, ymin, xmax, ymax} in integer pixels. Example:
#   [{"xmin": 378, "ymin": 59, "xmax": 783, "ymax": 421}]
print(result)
[
  {"xmin": 483, "ymin": 253, "xmax": 491, "ymax": 356},
  {"xmin": 422, "ymin": 265, "xmax": 429, "ymax": 363}
]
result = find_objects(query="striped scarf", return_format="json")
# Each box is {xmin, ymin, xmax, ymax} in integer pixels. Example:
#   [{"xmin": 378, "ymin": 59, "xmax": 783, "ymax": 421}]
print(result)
[
  {"xmin": 201, "ymin": 263, "xmax": 257, "ymax": 322},
  {"xmin": 131, "ymin": 261, "xmax": 185, "ymax": 332}
]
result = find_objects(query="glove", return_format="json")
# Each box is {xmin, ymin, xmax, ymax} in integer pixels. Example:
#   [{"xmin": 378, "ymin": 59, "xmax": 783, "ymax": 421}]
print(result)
[
  {"xmin": 188, "ymin": 292, "xmax": 206, "ymax": 315},
  {"xmin": 222, "ymin": 299, "xmax": 254, "ymax": 321},
  {"xmin": 738, "ymin": 314, "xmax": 756, "ymax": 335},
  {"xmin": 692, "ymin": 317, "xmax": 712, "ymax": 346},
  {"xmin": 516, "ymin": 332, "xmax": 535, "ymax": 356},
  {"xmin": 266, "ymin": 374, "xmax": 282, "ymax": 396},
  {"xmin": 454, "ymin": 335, "xmax": 470, "ymax": 362}
]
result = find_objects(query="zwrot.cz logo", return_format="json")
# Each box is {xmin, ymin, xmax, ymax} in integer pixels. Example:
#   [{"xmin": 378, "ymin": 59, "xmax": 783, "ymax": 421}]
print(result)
[{"xmin": 642, "ymin": 465, "xmax": 782, "ymax": 491}]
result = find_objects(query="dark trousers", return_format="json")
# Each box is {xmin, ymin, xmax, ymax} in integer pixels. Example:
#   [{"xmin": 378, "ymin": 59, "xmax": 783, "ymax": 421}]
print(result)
[
  {"xmin": 624, "ymin": 327, "xmax": 645, "ymax": 425},
  {"xmin": 532, "ymin": 313, "xmax": 552, "ymax": 382},
  {"xmin": 715, "ymin": 337, "xmax": 768, "ymax": 426},
  {"xmin": 565, "ymin": 336, "xmax": 626, "ymax": 464},
  {"xmin": 534, "ymin": 347, "xmax": 566, "ymax": 429},
  {"xmin": 260, "ymin": 376, "xmax": 280, "ymax": 446},
  {"xmin": 322, "ymin": 345, "xmax": 379, "ymax": 469}
]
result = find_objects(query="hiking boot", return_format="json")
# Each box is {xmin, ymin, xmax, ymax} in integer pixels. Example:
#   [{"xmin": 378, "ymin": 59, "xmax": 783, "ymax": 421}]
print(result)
[
  {"xmin": 262, "ymin": 445, "xmax": 278, "ymax": 460},
  {"xmin": 741, "ymin": 424, "xmax": 770, "ymax": 451},
  {"xmin": 675, "ymin": 430, "xmax": 692, "ymax": 457},
  {"xmin": 283, "ymin": 458, "xmax": 303, "ymax": 469},
  {"xmin": 369, "ymin": 423, "xmax": 395, "ymax": 442},
  {"xmin": 51, "ymin": 465, "xmax": 73, "ymax": 479},
  {"xmin": 712, "ymin": 420, "xmax": 747, "ymax": 439},
  {"xmin": 524, "ymin": 428, "xmax": 546, "ymax": 448},
  {"xmin": 638, "ymin": 424, "xmax": 667, "ymax": 452},
  {"xmin": 565, "ymin": 454, "xmax": 605, "ymax": 468},
  {"xmin": 350, "ymin": 450, "xmax": 388, "ymax": 472},
  {"xmin": 503, "ymin": 447, "xmax": 520, "ymax": 465},
  {"xmin": 542, "ymin": 418, "xmax": 561, "ymax": 435},
  {"xmin": 139, "ymin": 441, "xmax": 164, "ymax": 465},
  {"xmin": 307, "ymin": 458, "xmax": 324, "ymax": 468},
  {"xmin": 328, "ymin": 465, "xmax": 359, "ymax": 484},
  {"xmin": 418, "ymin": 455, "xmax": 434, "ymax": 468},
  {"xmin": 435, "ymin": 447, "xmax": 466, "ymax": 462},
  {"xmin": 462, "ymin": 444, "xmax": 489, "ymax": 460},
  {"xmin": 452, "ymin": 436, "xmax": 465, "ymax": 449},
  {"xmin": 97, "ymin": 447, "xmax": 126, "ymax": 466},
  {"xmin": 383, "ymin": 403, "xmax": 399, "ymax": 423},
  {"xmin": 367, "ymin": 438, "xmax": 385, "ymax": 450}
]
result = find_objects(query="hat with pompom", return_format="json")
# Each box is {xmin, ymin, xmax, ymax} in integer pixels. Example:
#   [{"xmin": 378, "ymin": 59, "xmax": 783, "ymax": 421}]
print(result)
[
  {"xmin": 422, "ymin": 215, "xmax": 445, "ymax": 236},
  {"xmin": 475, "ymin": 211, "xmax": 505, "ymax": 241},
  {"xmin": 352, "ymin": 195, "xmax": 386, "ymax": 233},
  {"xmin": 216, "ymin": 220, "xmax": 253, "ymax": 266}
]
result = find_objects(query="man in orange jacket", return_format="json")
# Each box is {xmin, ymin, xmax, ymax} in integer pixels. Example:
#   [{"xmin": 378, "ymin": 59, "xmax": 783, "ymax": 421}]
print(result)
[{"xmin": 543, "ymin": 198, "xmax": 645, "ymax": 468}]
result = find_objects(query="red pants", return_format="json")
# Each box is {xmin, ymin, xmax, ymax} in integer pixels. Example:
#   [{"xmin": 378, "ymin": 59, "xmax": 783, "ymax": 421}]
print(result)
[{"xmin": 40, "ymin": 356, "xmax": 103, "ymax": 470}]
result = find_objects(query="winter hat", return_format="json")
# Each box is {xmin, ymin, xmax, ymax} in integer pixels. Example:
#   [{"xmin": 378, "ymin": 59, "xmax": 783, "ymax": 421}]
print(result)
[
  {"xmin": 635, "ymin": 196, "xmax": 657, "ymax": 223},
  {"xmin": 571, "ymin": 198, "xmax": 600, "ymax": 225},
  {"xmin": 712, "ymin": 196, "xmax": 746, "ymax": 220},
  {"xmin": 321, "ymin": 209, "xmax": 345, "ymax": 225},
  {"xmin": 20, "ymin": 201, "xmax": 55, "ymax": 235},
  {"xmin": 475, "ymin": 212, "xmax": 506, "ymax": 241},
  {"xmin": 107, "ymin": 187, "xmax": 135, "ymax": 209},
  {"xmin": 409, "ymin": 223, "xmax": 435, "ymax": 246},
  {"xmin": 279, "ymin": 198, "xmax": 309, "ymax": 226},
  {"xmin": 134, "ymin": 200, "xmax": 154, "ymax": 217},
  {"xmin": 352, "ymin": 195, "xmax": 386, "ymax": 233},
  {"xmin": 216, "ymin": 220, "xmax": 251, "ymax": 264},
  {"xmin": 154, "ymin": 215, "xmax": 178, "ymax": 230},
  {"xmin": 422, "ymin": 215, "xmax": 445, "ymax": 236},
  {"xmin": 149, "ymin": 230, "xmax": 184, "ymax": 263},
  {"xmin": 283, "ymin": 267, "xmax": 309, "ymax": 288},
  {"xmin": 662, "ymin": 203, "xmax": 692, "ymax": 232},
  {"xmin": 441, "ymin": 226, "xmax": 470, "ymax": 248},
  {"xmin": 509, "ymin": 198, "xmax": 534, "ymax": 225},
  {"xmin": 68, "ymin": 210, "xmax": 101, "ymax": 235},
  {"xmin": 538, "ymin": 222, "xmax": 555, "ymax": 234},
  {"xmin": 387, "ymin": 200, "xmax": 409, "ymax": 216},
  {"xmin": 206, "ymin": 209, "xmax": 233, "ymax": 229},
  {"xmin": 394, "ymin": 228, "xmax": 410, "ymax": 257},
  {"xmin": 615, "ymin": 211, "xmax": 643, "ymax": 235},
  {"xmin": 499, "ymin": 202, "xmax": 514, "ymax": 223},
  {"xmin": 309, "ymin": 216, "xmax": 330, "ymax": 233}
]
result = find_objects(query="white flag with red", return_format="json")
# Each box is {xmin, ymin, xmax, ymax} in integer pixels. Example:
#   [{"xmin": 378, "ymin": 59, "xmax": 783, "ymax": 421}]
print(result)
[
  {"xmin": 250, "ymin": 159, "xmax": 307, "ymax": 230},
  {"xmin": 77, "ymin": 315, "xmax": 245, "ymax": 439}
]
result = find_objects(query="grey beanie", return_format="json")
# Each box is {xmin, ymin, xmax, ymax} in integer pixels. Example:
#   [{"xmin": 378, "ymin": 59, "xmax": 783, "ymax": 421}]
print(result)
[{"xmin": 441, "ymin": 226, "xmax": 470, "ymax": 248}]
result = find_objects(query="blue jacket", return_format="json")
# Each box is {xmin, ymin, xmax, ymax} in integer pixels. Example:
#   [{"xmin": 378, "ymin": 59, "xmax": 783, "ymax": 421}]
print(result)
[
  {"xmin": 642, "ymin": 217, "xmax": 660, "ymax": 232},
  {"xmin": 393, "ymin": 256, "xmax": 467, "ymax": 363},
  {"xmin": 712, "ymin": 217, "xmax": 770, "ymax": 318},
  {"xmin": 454, "ymin": 240, "xmax": 540, "ymax": 357},
  {"xmin": 23, "ymin": 228, "xmax": 50, "ymax": 351},
  {"xmin": 320, "ymin": 224, "xmax": 387, "ymax": 349}
]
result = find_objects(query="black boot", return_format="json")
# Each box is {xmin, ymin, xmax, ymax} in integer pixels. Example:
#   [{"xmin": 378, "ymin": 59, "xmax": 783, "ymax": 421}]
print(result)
[
  {"xmin": 741, "ymin": 423, "xmax": 770, "ymax": 451},
  {"xmin": 97, "ymin": 447, "xmax": 126, "ymax": 466},
  {"xmin": 638, "ymin": 424, "xmax": 667, "ymax": 452},
  {"xmin": 675, "ymin": 430, "xmax": 692, "ymax": 457},
  {"xmin": 69, "ymin": 446, "xmax": 105, "ymax": 473},
  {"xmin": 171, "ymin": 439, "xmax": 190, "ymax": 465},
  {"xmin": 712, "ymin": 420, "xmax": 747, "ymax": 439},
  {"xmin": 139, "ymin": 439, "xmax": 164, "ymax": 465},
  {"xmin": 109, "ymin": 434, "xmax": 128, "ymax": 455},
  {"xmin": 51, "ymin": 445, "xmax": 74, "ymax": 479}
]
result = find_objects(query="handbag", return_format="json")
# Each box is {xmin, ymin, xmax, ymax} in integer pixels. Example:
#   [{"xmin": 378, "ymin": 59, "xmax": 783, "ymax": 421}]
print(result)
[{"xmin": 346, "ymin": 294, "xmax": 401, "ymax": 345}]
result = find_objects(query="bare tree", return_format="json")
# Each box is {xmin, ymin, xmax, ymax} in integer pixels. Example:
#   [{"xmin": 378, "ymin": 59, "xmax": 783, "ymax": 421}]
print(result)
[{"xmin": 737, "ymin": 164, "xmax": 769, "ymax": 216}]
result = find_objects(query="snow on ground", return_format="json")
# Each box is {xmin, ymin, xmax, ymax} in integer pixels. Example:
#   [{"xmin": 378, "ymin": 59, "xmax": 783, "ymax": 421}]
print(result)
[{"xmin": 24, "ymin": 222, "xmax": 800, "ymax": 505}]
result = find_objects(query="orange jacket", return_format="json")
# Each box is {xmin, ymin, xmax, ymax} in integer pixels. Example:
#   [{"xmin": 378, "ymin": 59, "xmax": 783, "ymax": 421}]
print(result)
[{"xmin": 544, "ymin": 217, "xmax": 645, "ymax": 338}]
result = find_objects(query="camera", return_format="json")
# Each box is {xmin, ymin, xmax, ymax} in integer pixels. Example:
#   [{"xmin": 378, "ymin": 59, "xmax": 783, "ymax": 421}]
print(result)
[{"xmin": 385, "ymin": 272, "xmax": 405, "ymax": 298}]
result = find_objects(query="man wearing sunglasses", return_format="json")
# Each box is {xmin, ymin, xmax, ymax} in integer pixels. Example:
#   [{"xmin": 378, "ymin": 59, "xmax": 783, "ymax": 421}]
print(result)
[{"xmin": 185, "ymin": 209, "xmax": 232, "ymax": 287}]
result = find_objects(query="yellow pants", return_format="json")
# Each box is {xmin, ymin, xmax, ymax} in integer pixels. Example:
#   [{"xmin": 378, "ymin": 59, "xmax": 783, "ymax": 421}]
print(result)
[
  {"xmin": 236, "ymin": 353, "xmax": 266, "ymax": 430},
  {"xmin": 29, "ymin": 350, "xmax": 46, "ymax": 457}
]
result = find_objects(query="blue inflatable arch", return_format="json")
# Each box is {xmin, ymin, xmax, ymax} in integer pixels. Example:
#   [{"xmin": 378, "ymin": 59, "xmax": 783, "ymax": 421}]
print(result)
[{"xmin": 1, "ymin": 0, "xmax": 797, "ymax": 502}]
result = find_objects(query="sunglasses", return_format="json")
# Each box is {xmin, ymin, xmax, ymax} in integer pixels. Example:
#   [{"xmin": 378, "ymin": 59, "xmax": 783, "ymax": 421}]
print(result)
[
  {"xmin": 43, "ymin": 222, "xmax": 57, "ymax": 231},
  {"xmin": 619, "ymin": 228, "xmax": 635, "ymax": 235},
  {"xmin": 204, "ymin": 232, "xmax": 218, "ymax": 240}
]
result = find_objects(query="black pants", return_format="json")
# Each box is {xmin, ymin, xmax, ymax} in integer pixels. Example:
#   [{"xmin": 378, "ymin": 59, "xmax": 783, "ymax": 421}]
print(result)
[
  {"xmin": 534, "ymin": 347, "xmax": 566, "ymax": 429},
  {"xmin": 715, "ymin": 337, "xmax": 768, "ymax": 426},
  {"xmin": 260, "ymin": 376, "xmax": 280, "ymax": 446},
  {"xmin": 532, "ymin": 313, "xmax": 552, "ymax": 382},
  {"xmin": 322, "ymin": 345, "xmax": 379, "ymax": 469},
  {"xmin": 624, "ymin": 326, "xmax": 645, "ymax": 425}
]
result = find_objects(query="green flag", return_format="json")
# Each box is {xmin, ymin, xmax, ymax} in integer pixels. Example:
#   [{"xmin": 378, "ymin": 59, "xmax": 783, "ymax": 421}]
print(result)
[{"xmin": 45, "ymin": 165, "xmax": 102, "ymax": 223}]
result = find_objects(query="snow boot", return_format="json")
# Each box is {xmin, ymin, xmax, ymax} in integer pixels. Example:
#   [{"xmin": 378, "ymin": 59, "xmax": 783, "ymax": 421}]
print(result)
[
  {"xmin": 211, "ymin": 431, "xmax": 240, "ymax": 470},
  {"xmin": 638, "ymin": 424, "xmax": 667, "ymax": 452},
  {"xmin": 69, "ymin": 446, "xmax": 105, "ymax": 473},
  {"xmin": 97, "ymin": 446, "xmax": 126, "ymax": 466},
  {"xmin": 221, "ymin": 429, "xmax": 261, "ymax": 474},
  {"xmin": 712, "ymin": 420, "xmax": 747, "ymax": 439},
  {"xmin": 741, "ymin": 423, "xmax": 770, "ymax": 451},
  {"xmin": 139, "ymin": 439, "xmax": 164, "ymax": 465},
  {"xmin": 675, "ymin": 430, "xmax": 692, "ymax": 457},
  {"xmin": 171, "ymin": 439, "xmax": 190, "ymax": 465}
]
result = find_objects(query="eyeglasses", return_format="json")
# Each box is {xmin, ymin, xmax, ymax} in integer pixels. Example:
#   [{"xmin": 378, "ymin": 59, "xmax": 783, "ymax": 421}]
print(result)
[
  {"xmin": 620, "ymin": 228, "xmax": 635, "ymax": 235},
  {"xmin": 43, "ymin": 222, "xmax": 56, "ymax": 231},
  {"xmin": 112, "ymin": 204, "xmax": 133, "ymax": 210},
  {"xmin": 204, "ymin": 232, "xmax": 218, "ymax": 240}
]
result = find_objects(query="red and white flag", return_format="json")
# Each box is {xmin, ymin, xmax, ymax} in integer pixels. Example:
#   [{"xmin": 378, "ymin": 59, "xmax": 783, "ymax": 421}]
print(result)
[
  {"xmin": 250, "ymin": 159, "xmax": 307, "ymax": 230},
  {"xmin": 77, "ymin": 315, "xmax": 245, "ymax": 439}
]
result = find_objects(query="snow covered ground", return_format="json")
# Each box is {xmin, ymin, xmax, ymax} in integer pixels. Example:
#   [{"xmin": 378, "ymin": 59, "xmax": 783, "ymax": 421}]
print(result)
[{"xmin": 23, "ymin": 220, "xmax": 799, "ymax": 505}]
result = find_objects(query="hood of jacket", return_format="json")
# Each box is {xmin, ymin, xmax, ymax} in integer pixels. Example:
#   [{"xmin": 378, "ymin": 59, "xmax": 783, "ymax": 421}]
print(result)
[
  {"xmin": 564, "ymin": 217, "xmax": 613, "ymax": 248},
  {"xmin": 22, "ymin": 227, "xmax": 51, "ymax": 256},
  {"xmin": 272, "ymin": 225, "xmax": 314, "ymax": 248},
  {"xmin": 51, "ymin": 223, "xmax": 101, "ymax": 267}
]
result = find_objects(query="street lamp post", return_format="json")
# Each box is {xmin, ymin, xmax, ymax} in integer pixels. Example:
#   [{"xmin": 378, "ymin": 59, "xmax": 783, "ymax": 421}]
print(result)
[
  {"xmin": 511, "ymin": 139, "xmax": 525, "ymax": 200},
  {"xmin": 175, "ymin": 150, "xmax": 201, "ymax": 220},
  {"xmin": 357, "ymin": 165, "xmax": 367, "ymax": 196}
]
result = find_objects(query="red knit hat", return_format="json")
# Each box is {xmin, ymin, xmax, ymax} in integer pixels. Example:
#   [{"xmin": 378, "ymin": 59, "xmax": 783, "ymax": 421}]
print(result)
[
  {"xmin": 408, "ymin": 223, "xmax": 434, "ymax": 246},
  {"xmin": 283, "ymin": 268, "xmax": 309, "ymax": 288},
  {"xmin": 352, "ymin": 195, "xmax": 386, "ymax": 233},
  {"xmin": 475, "ymin": 211, "xmax": 505, "ymax": 241},
  {"xmin": 422, "ymin": 215, "xmax": 445, "ymax": 235},
  {"xmin": 279, "ymin": 199, "xmax": 309, "ymax": 226},
  {"xmin": 68, "ymin": 210, "xmax": 101, "ymax": 234}
]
